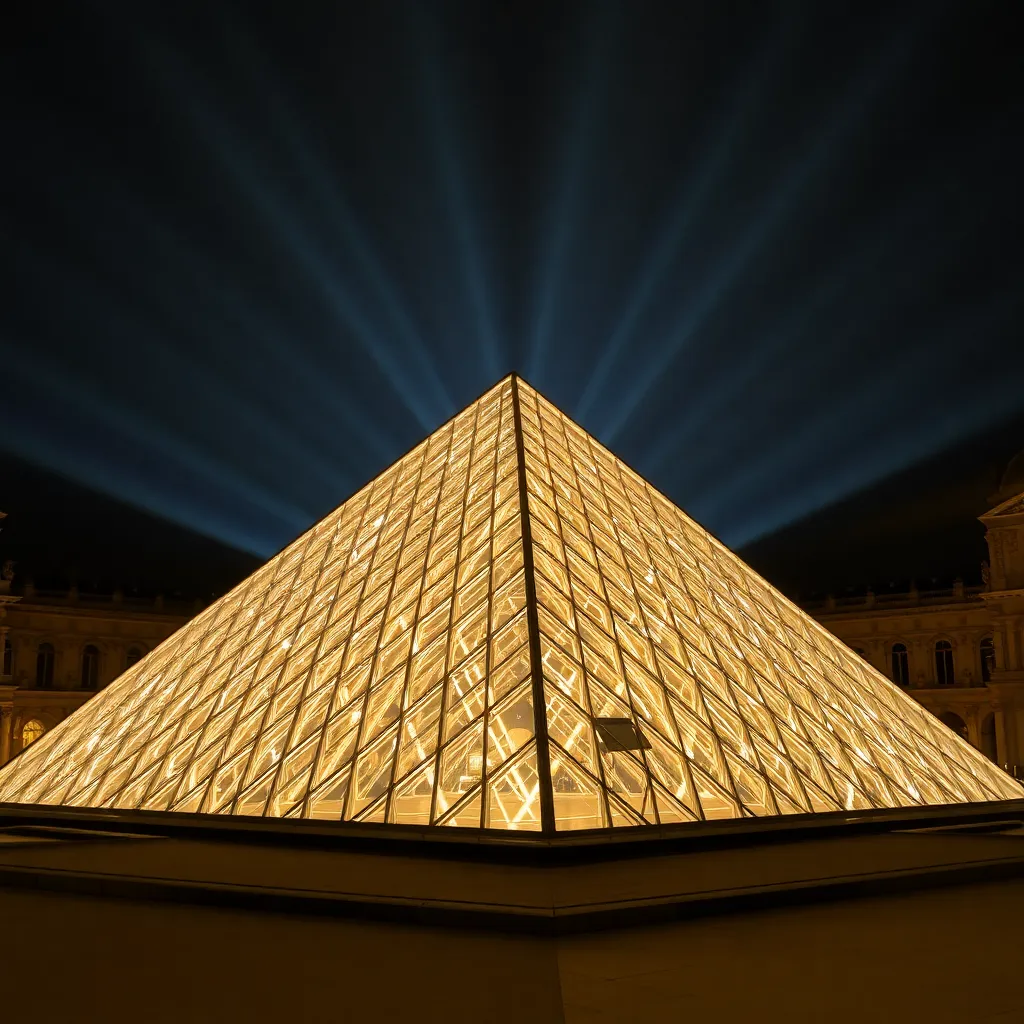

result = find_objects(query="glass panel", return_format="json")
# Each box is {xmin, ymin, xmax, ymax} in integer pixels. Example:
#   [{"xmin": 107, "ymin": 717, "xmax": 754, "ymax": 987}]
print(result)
[
  {"xmin": 388, "ymin": 760, "xmax": 435, "ymax": 825},
  {"xmin": 438, "ymin": 787, "xmax": 483, "ymax": 828},
  {"xmin": 359, "ymin": 671, "xmax": 405, "ymax": 745},
  {"xmin": 491, "ymin": 570, "xmax": 527, "ymax": 632},
  {"xmin": 374, "ymin": 628, "xmax": 414, "ymax": 682},
  {"xmin": 444, "ymin": 679, "xmax": 487, "ymax": 741},
  {"xmin": 533, "ymin": 545, "xmax": 570, "ymax": 594},
  {"xmin": 570, "ymin": 579, "xmax": 613, "ymax": 634},
  {"xmin": 576, "ymin": 615, "xmax": 620, "ymax": 675},
  {"xmin": 644, "ymin": 730, "xmax": 697, "ymax": 813},
  {"xmin": 545, "ymin": 691, "xmax": 598, "ymax": 774},
  {"xmin": 490, "ymin": 610, "xmax": 529, "ymax": 668},
  {"xmin": 486, "ymin": 743, "xmax": 542, "ymax": 831},
  {"xmin": 691, "ymin": 764, "xmax": 741, "ymax": 820},
  {"xmin": 311, "ymin": 712, "xmax": 360, "ymax": 789},
  {"xmin": 235, "ymin": 771, "xmax": 275, "ymax": 817},
  {"xmin": 489, "ymin": 645, "xmax": 532, "ymax": 705},
  {"xmin": 491, "ymin": 540, "xmax": 524, "ymax": 591},
  {"xmin": 291, "ymin": 684, "xmax": 336, "ymax": 748},
  {"xmin": 243, "ymin": 715, "xmax": 295, "ymax": 789},
  {"xmin": 622, "ymin": 656, "xmax": 676, "ymax": 739},
  {"xmin": 453, "ymin": 569, "xmax": 490, "ymax": 623},
  {"xmin": 203, "ymin": 750, "xmax": 250, "ymax": 813},
  {"xmin": 535, "ymin": 575, "xmax": 575, "ymax": 628},
  {"xmin": 407, "ymin": 634, "xmax": 448, "ymax": 704},
  {"xmin": 269, "ymin": 737, "xmax": 319, "ymax": 816},
  {"xmin": 436, "ymin": 720, "xmax": 485, "ymax": 818},
  {"xmin": 307, "ymin": 766, "xmax": 351, "ymax": 820},
  {"xmin": 347, "ymin": 724, "xmax": 399, "ymax": 819},
  {"xmin": 415, "ymin": 600, "xmax": 451, "ymax": 652},
  {"xmin": 538, "ymin": 605, "xmax": 581, "ymax": 661},
  {"xmin": 724, "ymin": 749, "xmax": 777, "ymax": 816},
  {"xmin": 540, "ymin": 643, "xmax": 587, "ymax": 707},
  {"xmin": 485, "ymin": 681, "xmax": 535, "ymax": 770},
  {"xmin": 607, "ymin": 792, "xmax": 646, "ymax": 827},
  {"xmin": 550, "ymin": 744, "xmax": 606, "ymax": 830},
  {"xmin": 449, "ymin": 604, "xmax": 489, "ymax": 668},
  {"xmin": 599, "ymin": 748, "xmax": 650, "ymax": 819},
  {"xmin": 585, "ymin": 675, "xmax": 632, "ymax": 719},
  {"xmin": 752, "ymin": 735, "xmax": 809, "ymax": 811},
  {"xmin": 396, "ymin": 685, "xmax": 444, "ymax": 778}
]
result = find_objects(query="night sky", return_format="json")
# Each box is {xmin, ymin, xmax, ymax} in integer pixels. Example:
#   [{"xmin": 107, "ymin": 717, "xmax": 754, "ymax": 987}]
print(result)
[{"xmin": 2, "ymin": 1, "xmax": 1023, "ymax": 602}]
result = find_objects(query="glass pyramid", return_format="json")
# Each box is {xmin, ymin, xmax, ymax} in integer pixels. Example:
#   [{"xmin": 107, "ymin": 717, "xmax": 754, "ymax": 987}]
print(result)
[{"xmin": 0, "ymin": 376, "xmax": 1020, "ymax": 832}]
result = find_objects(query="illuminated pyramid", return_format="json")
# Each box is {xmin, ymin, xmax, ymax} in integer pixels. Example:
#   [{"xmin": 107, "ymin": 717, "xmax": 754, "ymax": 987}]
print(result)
[{"xmin": 0, "ymin": 376, "xmax": 1019, "ymax": 831}]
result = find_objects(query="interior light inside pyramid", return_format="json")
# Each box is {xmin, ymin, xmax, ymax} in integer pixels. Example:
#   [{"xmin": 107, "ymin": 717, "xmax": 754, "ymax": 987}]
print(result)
[{"xmin": 0, "ymin": 376, "xmax": 1018, "ymax": 831}]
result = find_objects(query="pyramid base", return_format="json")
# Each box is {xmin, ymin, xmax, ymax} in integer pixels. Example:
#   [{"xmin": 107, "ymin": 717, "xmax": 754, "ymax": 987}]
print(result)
[
  {"xmin": 3, "ymin": 798, "xmax": 1024, "ymax": 929},
  {"xmin": 4, "ymin": 801, "xmax": 1024, "ymax": 1022}
]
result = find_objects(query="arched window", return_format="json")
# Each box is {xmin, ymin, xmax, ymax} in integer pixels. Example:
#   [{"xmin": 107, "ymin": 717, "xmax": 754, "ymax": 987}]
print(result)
[
  {"xmin": 937, "ymin": 710, "xmax": 969, "ymax": 742},
  {"xmin": 2, "ymin": 636, "xmax": 10, "ymax": 677},
  {"xmin": 890, "ymin": 643, "xmax": 910, "ymax": 687},
  {"xmin": 981, "ymin": 636, "xmax": 995, "ymax": 683},
  {"xmin": 125, "ymin": 646, "xmax": 144, "ymax": 670},
  {"xmin": 81, "ymin": 644, "xmax": 100, "ymax": 690},
  {"xmin": 36, "ymin": 643, "xmax": 54, "ymax": 689},
  {"xmin": 935, "ymin": 640, "xmax": 955, "ymax": 686},
  {"xmin": 21, "ymin": 719, "xmax": 45, "ymax": 748}
]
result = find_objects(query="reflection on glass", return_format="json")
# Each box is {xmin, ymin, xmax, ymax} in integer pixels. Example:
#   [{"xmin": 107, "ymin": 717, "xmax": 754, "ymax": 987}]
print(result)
[
  {"xmin": 515, "ymin": 379, "xmax": 1023, "ymax": 828},
  {"xmin": 21, "ymin": 719, "xmax": 46, "ymax": 749},
  {"xmin": 0, "ymin": 375, "xmax": 1019, "ymax": 832}
]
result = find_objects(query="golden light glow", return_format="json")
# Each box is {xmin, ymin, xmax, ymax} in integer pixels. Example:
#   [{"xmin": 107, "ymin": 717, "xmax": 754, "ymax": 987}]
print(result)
[
  {"xmin": 516, "ymin": 379, "xmax": 1021, "ymax": 824},
  {"xmin": 21, "ymin": 720, "xmax": 46, "ymax": 749},
  {"xmin": 0, "ymin": 375, "xmax": 1019, "ymax": 831}
]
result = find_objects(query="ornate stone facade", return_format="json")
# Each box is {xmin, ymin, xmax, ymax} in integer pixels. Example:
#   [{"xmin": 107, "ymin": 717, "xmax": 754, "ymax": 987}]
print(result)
[
  {"xmin": 804, "ymin": 487, "xmax": 1024, "ymax": 775},
  {"xmin": 0, "ymin": 579, "xmax": 192, "ymax": 765}
]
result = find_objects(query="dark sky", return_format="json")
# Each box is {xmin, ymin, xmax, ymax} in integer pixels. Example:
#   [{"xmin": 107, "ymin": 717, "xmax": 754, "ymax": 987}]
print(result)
[{"xmin": 2, "ymin": 1, "xmax": 1023, "ymax": 601}]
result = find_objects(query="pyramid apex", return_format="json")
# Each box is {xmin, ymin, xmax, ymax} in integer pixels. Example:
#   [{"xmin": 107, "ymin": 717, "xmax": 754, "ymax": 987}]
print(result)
[{"xmin": 501, "ymin": 371, "xmax": 538, "ymax": 389}]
